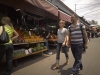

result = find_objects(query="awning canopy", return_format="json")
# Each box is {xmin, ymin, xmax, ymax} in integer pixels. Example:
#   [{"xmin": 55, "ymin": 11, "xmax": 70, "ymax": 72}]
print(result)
[
  {"xmin": 0, "ymin": 0, "xmax": 58, "ymax": 17},
  {"xmin": 25, "ymin": 0, "xmax": 58, "ymax": 17},
  {"xmin": 58, "ymin": 10, "xmax": 71, "ymax": 23}
]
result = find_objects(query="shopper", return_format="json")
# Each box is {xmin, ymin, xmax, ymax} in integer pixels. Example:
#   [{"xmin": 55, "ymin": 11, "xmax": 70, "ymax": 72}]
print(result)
[
  {"xmin": 91, "ymin": 30, "xmax": 95, "ymax": 38},
  {"xmin": 0, "ymin": 16, "xmax": 19, "ymax": 75},
  {"xmin": 68, "ymin": 14, "xmax": 88, "ymax": 75},
  {"xmin": 95, "ymin": 29, "xmax": 98, "ymax": 38},
  {"xmin": 53, "ymin": 20, "xmax": 69, "ymax": 70},
  {"xmin": 41, "ymin": 27, "xmax": 52, "ymax": 55},
  {"xmin": 89, "ymin": 27, "xmax": 91, "ymax": 40}
]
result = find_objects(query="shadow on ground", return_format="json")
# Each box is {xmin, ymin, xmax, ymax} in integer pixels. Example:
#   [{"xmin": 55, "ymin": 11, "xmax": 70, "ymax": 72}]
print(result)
[{"xmin": 51, "ymin": 63, "xmax": 82, "ymax": 75}]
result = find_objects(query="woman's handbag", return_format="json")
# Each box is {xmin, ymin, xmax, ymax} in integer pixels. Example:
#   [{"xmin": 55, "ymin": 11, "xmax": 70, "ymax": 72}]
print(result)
[{"xmin": 0, "ymin": 26, "xmax": 9, "ymax": 44}]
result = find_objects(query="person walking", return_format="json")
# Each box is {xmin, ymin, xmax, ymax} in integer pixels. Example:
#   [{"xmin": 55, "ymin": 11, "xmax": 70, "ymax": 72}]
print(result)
[
  {"xmin": 53, "ymin": 20, "xmax": 69, "ymax": 70},
  {"xmin": 86, "ymin": 27, "xmax": 91, "ymax": 41},
  {"xmin": 0, "ymin": 16, "xmax": 19, "ymax": 75},
  {"xmin": 68, "ymin": 14, "xmax": 88, "ymax": 75},
  {"xmin": 91, "ymin": 30, "xmax": 95, "ymax": 38}
]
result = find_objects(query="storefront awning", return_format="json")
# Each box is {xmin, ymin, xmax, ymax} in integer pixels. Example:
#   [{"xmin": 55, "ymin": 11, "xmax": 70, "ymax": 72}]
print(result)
[
  {"xmin": 25, "ymin": 0, "xmax": 58, "ymax": 17},
  {"xmin": 0, "ymin": 0, "xmax": 58, "ymax": 17},
  {"xmin": 58, "ymin": 10, "xmax": 71, "ymax": 23}
]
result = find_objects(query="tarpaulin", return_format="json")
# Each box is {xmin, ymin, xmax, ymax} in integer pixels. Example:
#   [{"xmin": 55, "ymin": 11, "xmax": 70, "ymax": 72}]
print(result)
[
  {"xmin": 0, "ymin": 0, "xmax": 58, "ymax": 17},
  {"xmin": 58, "ymin": 10, "xmax": 71, "ymax": 22},
  {"xmin": 25, "ymin": 0, "xmax": 58, "ymax": 16}
]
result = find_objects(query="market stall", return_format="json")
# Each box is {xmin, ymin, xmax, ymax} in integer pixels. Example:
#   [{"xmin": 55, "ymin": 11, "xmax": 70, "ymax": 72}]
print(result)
[
  {"xmin": 0, "ymin": 3, "xmax": 49, "ymax": 66},
  {"xmin": 0, "ymin": 0, "xmax": 72, "ymax": 66}
]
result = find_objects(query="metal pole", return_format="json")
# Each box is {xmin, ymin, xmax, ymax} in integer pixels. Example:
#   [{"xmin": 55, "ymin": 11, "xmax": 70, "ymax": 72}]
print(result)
[{"xmin": 75, "ymin": 4, "xmax": 76, "ymax": 13}]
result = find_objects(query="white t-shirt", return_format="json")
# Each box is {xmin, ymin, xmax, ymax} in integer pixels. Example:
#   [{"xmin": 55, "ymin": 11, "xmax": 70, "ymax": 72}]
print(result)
[{"xmin": 57, "ymin": 28, "xmax": 68, "ymax": 43}]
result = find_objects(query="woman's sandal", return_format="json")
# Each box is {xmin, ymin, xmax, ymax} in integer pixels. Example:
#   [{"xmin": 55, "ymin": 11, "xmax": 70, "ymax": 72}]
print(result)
[{"xmin": 53, "ymin": 65, "xmax": 59, "ymax": 70}]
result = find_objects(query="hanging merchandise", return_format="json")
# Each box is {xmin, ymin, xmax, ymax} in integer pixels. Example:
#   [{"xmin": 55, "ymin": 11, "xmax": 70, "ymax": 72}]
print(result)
[
  {"xmin": 16, "ymin": 10, "xmax": 28, "ymax": 30},
  {"xmin": 41, "ymin": 22, "xmax": 44, "ymax": 27},
  {"xmin": 29, "ymin": 31, "xmax": 31, "ymax": 36},
  {"xmin": 21, "ymin": 14, "xmax": 29, "ymax": 30}
]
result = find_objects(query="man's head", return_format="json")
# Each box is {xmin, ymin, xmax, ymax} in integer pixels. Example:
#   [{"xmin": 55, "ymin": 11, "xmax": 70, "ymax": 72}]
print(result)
[{"xmin": 71, "ymin": 14, "xmax": 78, "ymax": 23}]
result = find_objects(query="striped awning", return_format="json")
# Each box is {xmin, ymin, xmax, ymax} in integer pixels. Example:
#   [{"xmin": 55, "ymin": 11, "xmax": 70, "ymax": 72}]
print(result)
[
  {"xmin": 58, "ymin": 10, "xmax": 71, "ymax": 23},
  {"xmin": 0, "ymin": 0, "xmax": 58, "ymax": 17},
  {"xmin": 25, "ymin": 0, "xmax": 58, "ymax": 17}
]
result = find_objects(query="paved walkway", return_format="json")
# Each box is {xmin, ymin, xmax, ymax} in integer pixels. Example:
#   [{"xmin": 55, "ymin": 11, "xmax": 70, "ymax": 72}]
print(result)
[{"xmin": 0, "ymin": 38, "xmax": 100, "ymax": 75}]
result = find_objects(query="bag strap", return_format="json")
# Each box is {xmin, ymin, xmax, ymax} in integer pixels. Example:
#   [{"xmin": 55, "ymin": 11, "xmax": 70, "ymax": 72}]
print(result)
[
  {"xmin": 69, "ymin": 25, "xmax": 83, "ymax": 33},
  {"xmin": 3, "ymin": 26, "xmax": 8, "ymax": 34},
  {"xmin": 80, "ymin": 24, "xmax": 84, "ymax": 37},
  {"xmin": 80, "ymin": 24, "xmax": 86, "ymax": 45},
  {"xmin": 68, "ymin": 26, "xmax": 71, "ymax": 42},
  {"xmin": 69, "ymin": 26, "xmax": 71, "ymax": 33},
  {"xmin": 3, "ymin": 26, "xmax": 5, "ymax": 31}
]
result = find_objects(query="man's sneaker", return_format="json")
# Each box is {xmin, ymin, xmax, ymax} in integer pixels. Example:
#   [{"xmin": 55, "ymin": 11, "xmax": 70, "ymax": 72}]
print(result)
[{"xmin": 48, "ymin": 52, "xmax": 53, "ymax": 55}]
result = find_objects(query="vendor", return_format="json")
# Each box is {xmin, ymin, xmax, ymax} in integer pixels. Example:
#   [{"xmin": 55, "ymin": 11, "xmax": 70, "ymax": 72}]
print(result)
[
  {"xmin": 40, "ymin": 27, "xmax": 52, "ymax": 55},
  {"xmin": 50, "ymin": 30, "xmax": 57, "ymax": 39}
]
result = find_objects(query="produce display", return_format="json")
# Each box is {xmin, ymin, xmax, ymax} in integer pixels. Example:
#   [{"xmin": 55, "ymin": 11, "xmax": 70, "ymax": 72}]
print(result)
[
  {"xmin": 24, "ymin": 36, "xmax": 44, "ymax": 43},
  {"xmin": 49, "ymin": 34, "xmax": 57, "ymax": 39},
  {"xmin": 13, "ymin": 49, "xmax": 26, "ymax": 58},
  {"xmin": 49, "ymin": 34, "xmax": 57, "ymax": 42},
  {"xmin": 2, "ymin": 49, "xmax": 26, "ymax": 61},
  {"xmin": 1, "ymin": 29, "xmax": 47, "ymax": 62},
  {"xmin": 44, "ymin": 46, "xmax": 47, "ymax": 49},
  {"xmin": 32, "ymin": 43, "xmax": 47, "ymax": 52},
  {"xmin": 2, "ymin": 43, "xmax": 47, "ymax": 62},
  {"xmin": 13, "ymin": 43, "xmax": 47, "ymax": 57},
  {"xmin": 13, "ymin": 29, "xmax": 44, "ymax": 44}
]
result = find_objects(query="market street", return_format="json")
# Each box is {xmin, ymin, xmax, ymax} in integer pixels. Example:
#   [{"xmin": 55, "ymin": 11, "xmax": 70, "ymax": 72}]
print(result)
[{"xmin": 0, "ymin": 37, "xmax": 97, "ymax": 75}]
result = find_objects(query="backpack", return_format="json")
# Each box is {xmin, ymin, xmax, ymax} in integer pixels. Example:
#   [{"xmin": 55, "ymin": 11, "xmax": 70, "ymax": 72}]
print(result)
[
  {"xmin": 0, "ymin": 26, "xmax": 9, "ymax": 44},
  {"xmin": 69, "ymin": 24, "xmax": 85, "ymax": 48}
]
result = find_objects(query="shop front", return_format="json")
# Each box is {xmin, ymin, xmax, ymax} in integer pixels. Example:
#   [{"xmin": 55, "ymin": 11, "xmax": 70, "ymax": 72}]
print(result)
[
  {"xmin": 0, "ymin": 0, "xmax": 72, "ymax": 66},
  {"xmin": 0, "ymin": 0, "xmax": 59, "ymax": 65}
]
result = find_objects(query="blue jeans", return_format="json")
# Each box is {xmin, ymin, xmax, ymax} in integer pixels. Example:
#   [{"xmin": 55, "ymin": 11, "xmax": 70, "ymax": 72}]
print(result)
[
  {"xmin": 0, "ymin": 44, "xmax": 13, "ymax": 75},
  {"xmin": 56, "ymin": 43, "xmax": 69, "ymax": 64},
  {"xmin": 45, "ymin": 39, "xmax": 49, "ymax": 52},
  {"xmin": 71, "ymin": 44, "xmax": 83, "ymax": 75}
]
